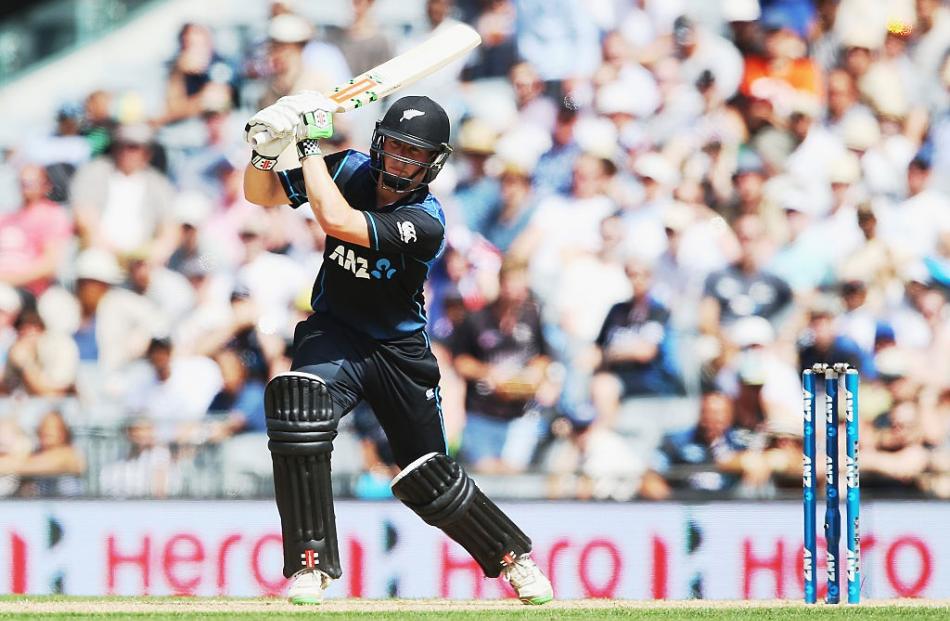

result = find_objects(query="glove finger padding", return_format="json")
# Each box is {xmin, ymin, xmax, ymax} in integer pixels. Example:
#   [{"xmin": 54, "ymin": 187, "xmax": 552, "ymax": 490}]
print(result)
[
  {"xmin": 280, "ymin": 91, "xmax": 337, "ymax": 116},
  {"xmin": 245, "ymin": 103, "xmax": 298, "ymax": 141}
]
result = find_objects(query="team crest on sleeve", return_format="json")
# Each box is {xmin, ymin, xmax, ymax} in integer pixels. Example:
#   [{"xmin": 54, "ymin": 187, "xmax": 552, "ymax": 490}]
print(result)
[{"xmin": 397, "ymin": 221, "xmax": 417, "ymax": 243}]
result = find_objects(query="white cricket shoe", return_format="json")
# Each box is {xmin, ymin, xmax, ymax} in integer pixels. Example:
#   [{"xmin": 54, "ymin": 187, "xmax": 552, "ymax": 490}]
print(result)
[
  {"xmin": 288, "ymin": 568, "xmax": 331, "ymax": 605},
  {"xmin": 502, "ymin": 554, "xmax": 554, "ymax": 605}
]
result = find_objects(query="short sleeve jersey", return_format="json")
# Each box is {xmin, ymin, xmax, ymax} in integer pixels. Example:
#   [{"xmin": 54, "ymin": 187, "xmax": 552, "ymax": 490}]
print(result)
[{"xmin": 278, "ymin": 150, "xmax": 446, "ymax": 339}]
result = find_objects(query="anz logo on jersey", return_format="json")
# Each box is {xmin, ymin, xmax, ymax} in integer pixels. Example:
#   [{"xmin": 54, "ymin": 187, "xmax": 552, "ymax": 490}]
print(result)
[{"xmin": 329, "ymin": 245, "xmax": 397, "ymax": 280}]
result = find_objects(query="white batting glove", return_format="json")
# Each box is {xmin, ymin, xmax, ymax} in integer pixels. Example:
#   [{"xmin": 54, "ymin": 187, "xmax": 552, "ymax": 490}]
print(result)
[
  {"xmin": 279, "ymin": 91, "xmax": 338, "ymax": 116},
  {"xmin": 245, "ymin": 102, "xmax": 298, "ymax": 170}
]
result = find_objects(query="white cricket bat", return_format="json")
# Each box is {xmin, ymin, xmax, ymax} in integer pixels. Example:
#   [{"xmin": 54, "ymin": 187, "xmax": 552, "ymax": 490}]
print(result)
[{"xmin": 253, "ymin": 22, "xmax": 481, "ymax": 145}]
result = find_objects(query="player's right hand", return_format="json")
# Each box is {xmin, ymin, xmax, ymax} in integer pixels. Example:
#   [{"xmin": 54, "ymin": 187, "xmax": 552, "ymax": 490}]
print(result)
[{"xmin": 245, "ymin": 102, "xmax": 297, "ymax": 169}]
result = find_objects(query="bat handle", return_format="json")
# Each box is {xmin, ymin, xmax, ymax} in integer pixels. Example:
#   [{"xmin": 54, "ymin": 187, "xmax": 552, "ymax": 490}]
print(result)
[{"xmin": 251, "ymin": 132, "xmax": 270, "ymax": 147}]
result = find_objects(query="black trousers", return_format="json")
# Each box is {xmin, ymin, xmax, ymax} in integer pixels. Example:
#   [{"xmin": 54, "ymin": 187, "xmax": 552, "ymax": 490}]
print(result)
[{"xmin": 291, "ymin": 313, "xmax": 446, "ymax": 467}]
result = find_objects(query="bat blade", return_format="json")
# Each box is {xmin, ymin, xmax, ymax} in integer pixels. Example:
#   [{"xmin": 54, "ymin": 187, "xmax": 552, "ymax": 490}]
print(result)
[{"xmin": 251, "ymin": 23, "xmax": 481, "ymax": 146}]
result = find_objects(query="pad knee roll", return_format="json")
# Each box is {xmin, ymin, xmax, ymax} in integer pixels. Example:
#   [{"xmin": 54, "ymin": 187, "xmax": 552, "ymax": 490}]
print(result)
[
  {"xmin": 391, "ymin": 452, "xmax": 532, "ymax": 577},
  {"xmin": 266, "ymin": 372, "xmax": 341, "ymax": 578}
]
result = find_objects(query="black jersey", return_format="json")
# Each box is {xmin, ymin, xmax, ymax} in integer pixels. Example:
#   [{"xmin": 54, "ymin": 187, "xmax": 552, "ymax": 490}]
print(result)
[{"xmin": 278, "ymin": 150, "xmax": 446, "ymax": 339}]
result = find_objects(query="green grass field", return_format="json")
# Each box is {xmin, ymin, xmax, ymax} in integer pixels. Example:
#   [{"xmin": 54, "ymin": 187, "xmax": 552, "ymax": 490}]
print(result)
[{"xmin": 1, "ymin": 597, "xmax": 948, "ymax": 620}]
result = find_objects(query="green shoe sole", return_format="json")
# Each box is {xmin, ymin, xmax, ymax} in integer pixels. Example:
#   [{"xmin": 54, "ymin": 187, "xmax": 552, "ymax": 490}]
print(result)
[
  {"xmin": 521, "ymin": 594, "xmax": 554, "ymax": 606},
  {"xmin": 290, "ymin": 596, "xmax": 323, "ymax": 605}
]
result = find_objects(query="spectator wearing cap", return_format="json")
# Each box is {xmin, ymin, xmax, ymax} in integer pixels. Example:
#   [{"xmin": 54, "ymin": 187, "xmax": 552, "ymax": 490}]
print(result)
[
  {"xmin": 620, "ymin": 152, "xmax": 679, "ymax": 264},
  {"xmin": 839, "ymin": 103, "xmax": 915, "ymax": 202},
  {"xmin": 188, "ymin": 283, "xmax": 274, "ymax": 383},
  {"xmin": 798, "ymin": 295, "xmax": 875, "ymax": 378},
  {"xmin": 810, "ymin": 0, "xmax": 844, "ymax": 71},
  {"xmin": 160, "ymin": 22, "xmax": 238, "ymax": 125},
  {"xmin": 259, "ymin": 13, "xmax": 335, "ymax": 109},
  {"xmin": 207, "ymin": 347, "xmax": 267, "ymax": 436},
  {"xmin": 199, "ymin": 162, "xmax": 265, "ymax": 270},
  {"xmin": 690, "ymin": 65, "xmax": 749, "ymax": 163},
  {"xmin": 669, "ymin": 15, "xmax": 744, "ymax": 101},
  {"xmin": 838, "ymin": 17, "xmax": 884, "ymax": 83},
  {"xmin": 838, "ymin": 202, "xmax": 903, "ymax": 306},
  {"xmin": 167, "ymin": 192, "xmax": 213, "ymax": 274},
  {"xmin": 721, "ymin": 0, "xmax": 763, "ymax": 56},
  {"xmin": 71, "ymin": 248, "xmax": 166, "ymax": 375},
  {"xmin": 0, "ymin": 164, "xmax": 72, "ymax": 296},
  {"xmin": 480, "ymin": 157, "xmax": 539, "ymax": 253},
  {"xmin": 232, "ymin": 212, "xmax": 308, "ymax": 340},
  {"xmin": 837, "ymin": 278, "xmax": 879, "ymax": 355},
  {"xmin": 783, "ymin": 93, "xmax": 848, "ymax": 215},
  {"xmin": 711, "ymin": 315, "xmax": 801, "ymax": 440},
  {"xmin": 589, "ymin": 255, "xmax": 684, "ymax": 428},
  {"xmin": 722, "ymin": 148, "xmax": 767, "ymax": 222},
  {"xmin": 888, "ymin": 263, "xmax": 948, "ymax": 352},
  {"xmin": 879, "ymin": 152, "xmax": 950, "ymax": 261},
  {"xmin": 827, "ymin": 150, "xmax": 865, "ymax": 216},
  {"xmin": 698, "ymin": 214, "xmax": 792, "ymax": 336},
  {"xmin": 451, "ymin": 258, "xmax": 554, "ymax": 474},
  {"xmin": 122, "ymin": 336, "xmax": 223, "ymax": 442},
  {"xmin": 79, "ymin": 90, "xmax": 116, "ymax": 157},
  {"xmin": 70, "ymin": 123, "xmax": 177, "ymax": 263},
  {"xmin": 652, "ymin": 201, "xmax": 737, "ymax": 319},
  {"xmin": 739, "ymin": 5, "xmax": 821, "ymax": 101},
  {"xmin": 20, "ymin": 103, "xmax": 91, "ymax": 200},
  {"xmin": 453, "ymin": 118, "xmax": 501, "ymax": 233},
  {"xmin": 532, "ymin": 104, "xmax": 582, "ymax": 197},
  {"xmin": 593, "ymin": 31, "xmax": 660, "ymax": 119},
  {"xmin": 1, "ymin": 307, "xmax": 78, "ymax": 398}
]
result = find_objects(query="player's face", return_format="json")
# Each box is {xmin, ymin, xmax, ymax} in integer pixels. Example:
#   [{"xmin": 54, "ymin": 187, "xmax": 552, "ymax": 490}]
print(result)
[{"xmin": 381, "ymin": 137, "xmax": 434, "ymax": 187}]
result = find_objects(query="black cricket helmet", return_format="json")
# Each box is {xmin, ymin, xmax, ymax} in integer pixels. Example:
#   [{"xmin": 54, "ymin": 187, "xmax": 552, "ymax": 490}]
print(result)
[{"xmin": 370, "ymin": 95, "xmax": 452, "ymax": 192}]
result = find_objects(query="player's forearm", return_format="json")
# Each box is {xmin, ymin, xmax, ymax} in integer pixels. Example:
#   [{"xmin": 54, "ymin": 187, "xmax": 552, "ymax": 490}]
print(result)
[
  {"xmin": 243, "ymin": 165, "xmax": 286, "ymax": 207},
  {"xmin": 300, "ymin": 156, "xmax": 369, "ymax": 246}
]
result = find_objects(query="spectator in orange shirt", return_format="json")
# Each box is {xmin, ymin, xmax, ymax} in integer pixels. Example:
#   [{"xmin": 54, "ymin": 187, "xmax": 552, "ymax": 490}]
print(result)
[{"xmin": 740, "ymin": 7, "xmax": 821, "ymax": 103}]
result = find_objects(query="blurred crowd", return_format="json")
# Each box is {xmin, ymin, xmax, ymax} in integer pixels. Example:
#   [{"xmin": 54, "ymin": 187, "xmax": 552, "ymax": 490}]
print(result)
[{"xmin": 0, "ymin": 0, "xmax": 949, "ymax": 502}]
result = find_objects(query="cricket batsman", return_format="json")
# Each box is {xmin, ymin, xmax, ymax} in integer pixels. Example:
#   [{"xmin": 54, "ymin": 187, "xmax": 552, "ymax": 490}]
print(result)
[{"xmin": 242, "ymin": 91, "xmax": 554, "ymax": 605}]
